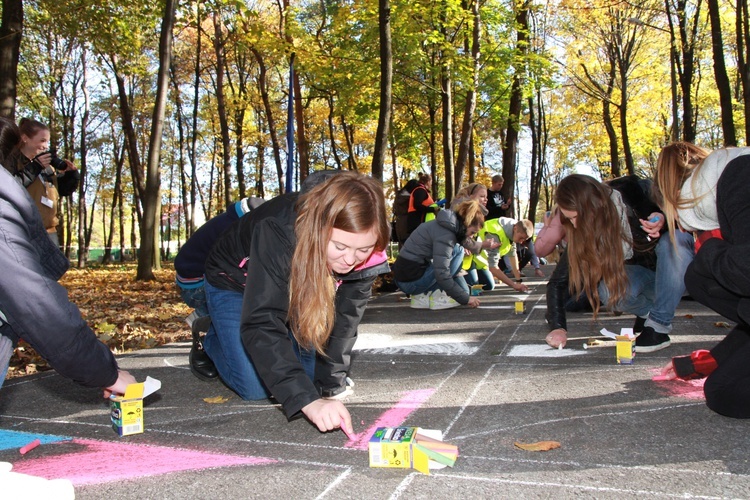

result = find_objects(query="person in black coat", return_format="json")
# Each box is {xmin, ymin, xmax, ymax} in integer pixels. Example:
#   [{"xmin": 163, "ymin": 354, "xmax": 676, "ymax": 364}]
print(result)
[
  {"xmin": 200, "ymin": 171, "xmax": 391, "ymax": 433},
  {"xmin": 656, "ymin": 143, "xmax": 750, "ymax": 418}
]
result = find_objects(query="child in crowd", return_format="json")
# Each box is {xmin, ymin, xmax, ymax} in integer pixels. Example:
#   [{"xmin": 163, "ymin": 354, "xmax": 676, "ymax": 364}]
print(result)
[
  {"xmin": 451, "ymin": 183, "xmax": 500, "ymax": 289},
  {"xmin": 393, "ymin": 199, "xmax": 484, "ymax": 310},
  {"xmin": 471, "ymin": 218, "xmax": 534, "ymax": 292}
]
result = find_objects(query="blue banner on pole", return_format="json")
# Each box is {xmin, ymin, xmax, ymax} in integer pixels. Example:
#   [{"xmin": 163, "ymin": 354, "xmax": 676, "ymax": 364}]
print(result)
[{"xmin": 285, "ymin": 54, "xmax": 295, "ymax": 194}]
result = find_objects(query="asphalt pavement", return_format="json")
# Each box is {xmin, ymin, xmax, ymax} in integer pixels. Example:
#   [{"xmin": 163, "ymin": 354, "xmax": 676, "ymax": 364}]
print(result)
[{"xmin": 1, "ymin": 263, "xmax": 748, "ymax": 499}]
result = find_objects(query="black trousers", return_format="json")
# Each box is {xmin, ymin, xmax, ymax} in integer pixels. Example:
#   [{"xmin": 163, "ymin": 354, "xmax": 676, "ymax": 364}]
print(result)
[{"xmin": 685, "ymin": 261, "xmax": 750, "ymax": 418}]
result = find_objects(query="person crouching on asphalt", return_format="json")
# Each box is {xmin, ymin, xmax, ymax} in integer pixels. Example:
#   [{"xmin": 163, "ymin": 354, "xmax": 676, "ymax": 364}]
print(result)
[
  {"xmin": 392, "ymin": 199, "xmax": 484, "ymax": 310},
  {"xmin": 195, "ymin": 172, "xmax": 390, "ymax": 434}
]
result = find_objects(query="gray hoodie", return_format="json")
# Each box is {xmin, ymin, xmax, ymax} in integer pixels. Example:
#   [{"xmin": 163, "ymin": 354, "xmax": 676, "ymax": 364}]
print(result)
[{"xmin": 393, "ymin": 209, "xmax": 469, "ymax": 304}]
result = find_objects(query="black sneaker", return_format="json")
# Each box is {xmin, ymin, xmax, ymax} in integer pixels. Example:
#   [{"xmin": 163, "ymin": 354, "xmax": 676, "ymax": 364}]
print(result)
[
  {"xmin": 635, "ymin": 326, "xmax": 671, "ymax": 353},
  {"xmin": 633, "ymin": 316, "xmax": 647, "ymax": 335},
  {"xmin": 190, "ymin": 316, "xmax": 218, "ymax": 381}
]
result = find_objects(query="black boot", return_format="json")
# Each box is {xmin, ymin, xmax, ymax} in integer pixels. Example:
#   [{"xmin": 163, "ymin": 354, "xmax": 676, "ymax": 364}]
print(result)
[{"xmin": 190, "ymin": 316, "xmax": 218, "ymax": 381}]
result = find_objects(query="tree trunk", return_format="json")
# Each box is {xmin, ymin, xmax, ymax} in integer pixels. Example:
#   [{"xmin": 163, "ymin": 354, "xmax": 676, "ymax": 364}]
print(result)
[
  {"xmin": 371, "ymin": 0, "xmax": 392, "ymax": 182},
  {"xmin": 341, "ymin": 116, "xmax": 358, "ymax": 170},
  {"xmin": 234, "ymin": 107, "xmax": 246, "ymax": 198},
  {"xmin": 455, "ymin": 0, "xmax": 480, "ymax": 190},
  {"xmin": 111, "ymin": 57, "xmax": 145, "ymax": 214},
  {"xmin": 0, "ymin": 0, "xmax": 22, "ymax": 119},
  {"xmin": 136, "ymin": 0, "xmax": 176, "ymax": 280},
  {"xmin": 189, "ymin": 0, "xmax": 202, "ymax": 236},
  {"xmin": 212, "ymin": 10, "xmax": 233, "ymax": 207},
  {"xmin": 501, "ymin": 1, "xmax": 530, "ymax": 218},
  {"xmin": 667, "ymin": 0, "xmax": 700, "ymax": 143},
  {"xmin": 77, "ymin": 49, "xmax": 90, "ymax": 267},
  {"xmin": 440, "ymin": 5, "xmax": 454, "ymax": 202},
  {"xmin": 327, "ymin": 94, "xmax": 343, "ymax": 169},
  {"xmin": 251, "ymin": 48, "xmax": 285, "ymax": 193},
  {"xmin": 707, "ymin": 0, "xmax": 737, "ymax": 146},
  {"xmin": 455, "ymin": 0, "xmax": 481, "ymax": 189},
  {"xmin": 618, "ymin": 67, "xmax": 634, "ymax": 176}
]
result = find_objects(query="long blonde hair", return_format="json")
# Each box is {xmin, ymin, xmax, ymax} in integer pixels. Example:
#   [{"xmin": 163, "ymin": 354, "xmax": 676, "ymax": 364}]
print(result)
[
  {"xmin": 452, "ymin": 198, "xmax": 486, "ymax": 230},
  {"xmin": 556, "ymin": 174, "xmax": 628, "ymax": 317},
  {"xmin": 654, "ymin": 142, "xmax": 710, "ymax": 241},
  {"xmin": 289, "ymin": 171, "xmax": 390, "ymax": 354}
]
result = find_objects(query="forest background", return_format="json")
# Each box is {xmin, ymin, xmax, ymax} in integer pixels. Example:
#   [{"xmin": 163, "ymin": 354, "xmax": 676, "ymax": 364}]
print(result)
[{"xmin": 0, "ymin": 0, "xmax": 748, "ymax": 279}]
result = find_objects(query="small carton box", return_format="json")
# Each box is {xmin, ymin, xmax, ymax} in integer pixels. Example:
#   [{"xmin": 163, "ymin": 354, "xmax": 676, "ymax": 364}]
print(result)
[
  {"xmin": 368, "ymin": 427, "xmax": 458, "ymax": 475},
  {"xmin": 110, "ymin": 376, "xmax": 161, "ymax": 436},
  {"xmin": 514, "ymin": 301, "xmax": 526, "ymax": 314},
  {"xmin": 369, "ymin": 426, "xmax": 417, "ymax": 469},
  {"xmin": 615, "ymin": 328, "xmax": 635, "ymax": 365}
]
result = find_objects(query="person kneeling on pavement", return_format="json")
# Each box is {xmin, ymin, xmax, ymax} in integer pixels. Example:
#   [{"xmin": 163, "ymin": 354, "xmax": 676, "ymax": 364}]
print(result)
[{"xmin": 392, "ymin": 199, "xmax": 484, "ymax": 310}]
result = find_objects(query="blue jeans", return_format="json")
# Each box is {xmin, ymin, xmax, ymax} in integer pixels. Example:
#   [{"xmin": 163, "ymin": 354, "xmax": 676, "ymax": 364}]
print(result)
[
  {"xmin": 202, "ymin": 281, "xmax": 315, "ymax": 400},
  {"xmin": 396, "ymin": 244, "xmax": 468, "ymax": 296},
  {"xmin": 179, "ymin": 284, "xmax": 210, "ymax": 317},
  {"xmin": 463, "ymin": 264, "xmax": 495, "ymax": 291},
  {"xmin": 598, "ymin": 264, "xmax": 656, "ymax": 319},
  {"xmin": 646, "ymin": 231, "xmax": 694, "ymax": 333}
]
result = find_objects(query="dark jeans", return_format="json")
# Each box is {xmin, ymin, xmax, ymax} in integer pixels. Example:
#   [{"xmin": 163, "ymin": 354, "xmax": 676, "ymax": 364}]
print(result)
[{"xmin": 685, "ymin": 261, "xmax": 750, "ymax": 418}]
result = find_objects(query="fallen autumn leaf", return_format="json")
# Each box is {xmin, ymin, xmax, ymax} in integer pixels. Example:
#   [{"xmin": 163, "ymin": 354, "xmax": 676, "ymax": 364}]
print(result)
[{"xmin": 514, "ymin": 441, "xmax": 561, "ymax": 452}]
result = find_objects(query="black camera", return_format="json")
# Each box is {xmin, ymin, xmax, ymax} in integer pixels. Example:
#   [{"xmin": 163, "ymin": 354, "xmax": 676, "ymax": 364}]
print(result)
[{"xmin": 34, "ymin": 150, "xmax": 68, "ymax": 171}]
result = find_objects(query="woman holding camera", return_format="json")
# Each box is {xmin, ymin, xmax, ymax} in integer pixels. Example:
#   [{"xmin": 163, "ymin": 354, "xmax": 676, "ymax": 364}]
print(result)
[{"xmin": 4, "ymin": 118, "xmax": 79, "ymax": 246}]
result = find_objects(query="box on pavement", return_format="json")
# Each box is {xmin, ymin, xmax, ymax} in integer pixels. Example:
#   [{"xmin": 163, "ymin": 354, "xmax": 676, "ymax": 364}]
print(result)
[
  {"xmin": 368, "ymin": 426, "xmax": 458, "ymax": 475},
  {"xmin": 616, "ymin": 328, "xmax": 635, "ymax": 365},
  {"xmin": 110, "ymin": 376, "xmax": 161, "ymax": 436}
]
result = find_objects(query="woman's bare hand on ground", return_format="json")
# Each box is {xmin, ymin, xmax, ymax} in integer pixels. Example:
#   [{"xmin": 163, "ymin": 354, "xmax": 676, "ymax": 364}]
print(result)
[
  {"xmin": 302, "ymin": 399, "xmax": 353, "ymax": 434},
  {"xmin": 545, "ymin": 328, "xmax": 568, "ymax": 348}
]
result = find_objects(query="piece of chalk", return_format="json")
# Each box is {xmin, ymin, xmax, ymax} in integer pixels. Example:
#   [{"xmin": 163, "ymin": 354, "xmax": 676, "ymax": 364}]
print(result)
[
  {"xmin": 19, "ymin": 438, "xmax": 41, "ymax": 455},
  {"xmin": 649, "ymin": 216, "xmax": 660, "ymax": 223},
  {"xmin": 652, "ymin": 374, "xmax": 671, "ymax": 381},
  {"xmin": 558, "ymin": 344, "xmax": 563, "ymax": 350}
]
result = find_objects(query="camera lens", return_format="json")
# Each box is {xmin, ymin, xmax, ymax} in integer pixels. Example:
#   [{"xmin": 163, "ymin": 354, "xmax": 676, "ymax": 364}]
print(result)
[{"xmin": 50, "ymin": 156, "xmax": 67, "ymax": 170}]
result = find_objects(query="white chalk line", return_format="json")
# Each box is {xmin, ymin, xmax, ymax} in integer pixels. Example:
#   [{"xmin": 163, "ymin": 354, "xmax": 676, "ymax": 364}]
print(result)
[
  {"xmin": 389, "ymin": 472, "xmax": 418, "ymax": 500},
  {"xmin": 411, "ymin": 472, "xmax": 726, "ymax": 499},
  {"xmin": 443, "ymin": 363, "xmax": 497, "ymax": 438},
  {"xmin": 465, "ymin": 453, "xmax": 741, "ymax": 478},
  {"xmin": 450, "ymin": 401, "xmax": 705, "ymax": 441},
  {"xmin": 315, "ymin": 467, "xmax": 353, "ymax": 500}
]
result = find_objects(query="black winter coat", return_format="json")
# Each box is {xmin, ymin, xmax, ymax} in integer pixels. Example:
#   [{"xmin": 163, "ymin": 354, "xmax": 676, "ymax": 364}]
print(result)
[{"xmin": 204, "ymin": 194, "xmax": 389, "ymax": 417}]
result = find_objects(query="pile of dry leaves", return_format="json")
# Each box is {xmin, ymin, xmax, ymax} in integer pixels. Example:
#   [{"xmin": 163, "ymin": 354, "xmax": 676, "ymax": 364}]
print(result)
[{"xmin": 7, "ymin": 263, "xmax": 192, "ymax": 379}]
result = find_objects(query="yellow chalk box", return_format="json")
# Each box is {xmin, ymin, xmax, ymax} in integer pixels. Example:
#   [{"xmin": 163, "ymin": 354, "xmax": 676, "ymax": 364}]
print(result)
[
  {"xmin": 514, "ymin": 301, "xmax": 526, "ymax": 314},
  {"xmin": 368, "ymin": 426, "xmax": 458, "ymax": 475},
  {"xmin": 110, "ymin": 377, "xmax": 161, "ymax": 437},
  {"xmin": 616, "ymin": 335, "xmax": 635, "ymax": 364},
  {"xmin": 369, "ymin": 426, "xmax": 417, "ymax": 469}
]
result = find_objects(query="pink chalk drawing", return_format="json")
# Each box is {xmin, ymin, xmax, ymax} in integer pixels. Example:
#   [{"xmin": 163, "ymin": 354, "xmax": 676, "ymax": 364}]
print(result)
[
  {"xmin": 345, "ymin": 388, "xmax": 436, "ymax": 450},
  {"xmin": 650, "ymin": 369, "xmax": 706, "ymax": 400},
  {"xmin": 12, "ymin": 438, "xmax": 277, "ymax": 486}
]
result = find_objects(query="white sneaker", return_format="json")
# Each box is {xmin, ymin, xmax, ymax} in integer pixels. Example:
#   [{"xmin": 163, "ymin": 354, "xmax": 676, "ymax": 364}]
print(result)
[
  {"xmin": 410, "ymin": 292, "xmax": 432, "ymax": 309},
  {"xmin": 322, "ymin": 385, "xmax": 354, "ymax": 400},
  {"xmin": 430, "ymin": 290, "xmax": 459, "ymax": 310}
]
